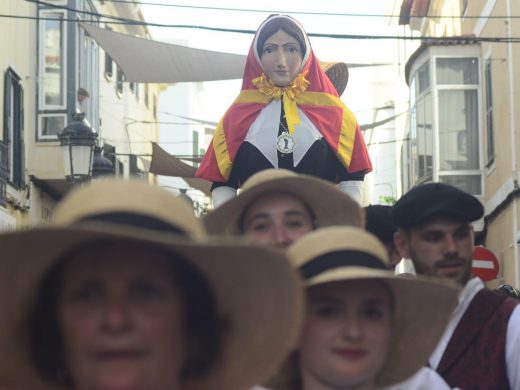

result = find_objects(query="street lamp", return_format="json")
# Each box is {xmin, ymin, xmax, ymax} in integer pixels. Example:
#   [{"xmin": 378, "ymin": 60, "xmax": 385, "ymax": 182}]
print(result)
[
  {"xmin": 92, "ymin": 146, "xmax": 115, "ymax": 178},
  {"xmin": 58, "ymin": 113, "xmax": 97, "ymax": 182}
]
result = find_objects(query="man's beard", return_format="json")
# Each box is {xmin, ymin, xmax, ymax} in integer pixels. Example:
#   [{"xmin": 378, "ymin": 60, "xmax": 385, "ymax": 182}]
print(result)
[{"xmin": 409, "ymin": 248, "xmax": 472, "ymax": 286}]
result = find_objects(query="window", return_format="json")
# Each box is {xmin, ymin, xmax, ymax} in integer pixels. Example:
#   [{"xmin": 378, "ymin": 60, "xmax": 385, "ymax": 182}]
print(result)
[
  {"xmin": 78, "ymin": 42, "xmax": 97, "ymax": 126},
  {"xmin": 77, "ymin": 1, "xmax": 99, "ymax": 131},
  {"xmin": 39, "ymin": 11, "xmax": 66, "ymax": 109},
  {"xmin": 192, "ymin": 130, "xmax": 199, "ymax": 167},
  {"xmin": 484, "ymin": 60, "xmax": 494, "ymax": 165},
  {"xmin": 129, "ymin": 154, "xmax": 144, "ymax": 177},
  {"xmin": 439, "ymin": 174, "xmax": 481, "ymax": 194},
  {"xmin": 416, "ymin": 62, "xmax": 430, "ymax": 95},
  {"xmin": 436, "ymin": 57, "xmax": 480, "ymax": 194},
  {"xmin": 116, "ymin": 65, "xmax": 124, "ymax": 96},
  {"xmin": 192, "ymin": 130, "xmax": 199, "ymax": 155},
  {"xmin": 38, "ymin": 9, "xmax": 68, "ymax": 139},
  {"xmin": 400, "ymin": 135, "xmax": 411, "ymax": 194},
  {"xmin": 436, "ymin": 58, "xmax": 478, "ymax": 85},
  {"xmin": 461, "ymin": 0, "xmax": 469, "ymax": 16},
  {"xmin": 3, "ymin": 69, "xmax": 24, "ymax": 188},
  {"xmin": 438, "ymin": 89, "xmax": 479, "ymax": 170},
  {"xmin": 410, "ymin": 62, "xmax": 433, "ymax": 183},
  {"xmin": 103, "ymin": 26, "xmax": 113, "ymax": 79},
  {"xmin": 39, "ymin": 113, "xmax": 66, "ymax": 138},
  {"xmin": 405, "ymin": 51, "xmax": 482, "ymax": 196},
  {"xmin": 129, "ymin": 82, "xmax": 140, "ymax": 99},
  {"xmin": 416, "ymin": 93, "xmax": 433, "ymax": 181},
  {"xmin": 105, "ymin": 52, "xmax": 113, "ymax": 79},
  {"xmin": 38, "ymin": 1, "xmax": 100, "ymax": 140}
]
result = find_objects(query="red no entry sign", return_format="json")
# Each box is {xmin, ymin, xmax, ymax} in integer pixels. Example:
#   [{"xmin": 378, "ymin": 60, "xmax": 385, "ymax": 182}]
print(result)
[{"xmin": 472, "ymin": 246, "xmax": 500, "ymax": 281}]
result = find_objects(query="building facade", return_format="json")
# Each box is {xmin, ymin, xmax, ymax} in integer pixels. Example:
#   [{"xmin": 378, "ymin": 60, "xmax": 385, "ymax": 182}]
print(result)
[
  {"xmin": 0, "ymin": 0, "xmax": 161, "ymax": 230},
  {"xmin": 398, "ymin": 0, "xmax": 520, "ymax": 286}
]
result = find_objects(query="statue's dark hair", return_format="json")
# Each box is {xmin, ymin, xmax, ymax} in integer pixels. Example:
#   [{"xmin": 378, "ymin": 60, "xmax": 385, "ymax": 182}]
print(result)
[{"xmin": 256, "ymin": 16, "xmax": 307, "ymax": 58}]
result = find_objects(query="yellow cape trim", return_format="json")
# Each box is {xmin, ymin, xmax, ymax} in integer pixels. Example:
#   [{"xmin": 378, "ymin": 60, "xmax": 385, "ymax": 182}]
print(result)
[
  {"xmin": 295, "ymin": 92, "xmax": 357, "ymax": 168},
  {"xmin": 212, "ymin": 117, "xmax": 232, "ymax": 178}
]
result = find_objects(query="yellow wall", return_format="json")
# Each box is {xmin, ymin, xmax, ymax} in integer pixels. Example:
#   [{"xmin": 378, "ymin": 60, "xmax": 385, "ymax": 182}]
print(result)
[{"xmin": 0, "ymin": 1, "xmax": 37, "ymax": 228}]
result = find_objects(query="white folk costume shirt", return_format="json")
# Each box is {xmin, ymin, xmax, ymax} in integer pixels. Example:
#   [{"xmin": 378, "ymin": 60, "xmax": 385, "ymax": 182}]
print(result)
[
  {"xmin": 428, "ymin": 277, "xmax": 520, "ymax": 389},
  {"xmin": 383, "ymin": 367, "xmax": 457, "ymax": 389},
  {"xmin": 253, "ymin": 368, "xmax": 456, "ymax": 390}
]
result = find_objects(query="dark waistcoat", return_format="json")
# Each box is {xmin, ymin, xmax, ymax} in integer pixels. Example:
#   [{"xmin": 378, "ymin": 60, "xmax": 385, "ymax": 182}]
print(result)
[{"xmin": 437, "ymin": 289, "xmax": 518, "ymax": 389}]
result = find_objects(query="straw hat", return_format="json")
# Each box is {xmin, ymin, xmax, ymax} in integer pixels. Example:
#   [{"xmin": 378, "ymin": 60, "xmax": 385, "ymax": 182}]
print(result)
[
  {"xmin": 320, "ymin": 61, "xmax": 349, "ymax": 96},
  {"xmin": 204, "ymin": 169, "xmax": 363, "ymax": 235},
  {"xmin": 0, "ymin": 179, "xmax": 303, "ymax": 390},
  {"xmin": 287, "ymin": 226, "xmax": 459, "ymax": 387}
]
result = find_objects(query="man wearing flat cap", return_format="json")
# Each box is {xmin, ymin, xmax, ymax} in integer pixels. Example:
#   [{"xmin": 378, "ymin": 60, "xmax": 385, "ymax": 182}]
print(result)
[{"xmin": 392, "ymin": 182, "xmax": 520, "ymax": 389}]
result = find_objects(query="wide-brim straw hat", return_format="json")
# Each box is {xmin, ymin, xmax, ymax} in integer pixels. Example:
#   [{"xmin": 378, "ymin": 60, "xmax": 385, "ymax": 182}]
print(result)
[
  {"xmin": 204, "ymin": 169, "xmax": 363, "ymax": 235},
  {"xmin": 287, "ymin": 226, "xmax": 459, "ymax": 387},
  {"xmin": 320, "ymin": 61, "xmax": 349, "ymax": 96},
  {"xmin": 0, "ymin": 179, "xmax": 303, "ymax": 390}
]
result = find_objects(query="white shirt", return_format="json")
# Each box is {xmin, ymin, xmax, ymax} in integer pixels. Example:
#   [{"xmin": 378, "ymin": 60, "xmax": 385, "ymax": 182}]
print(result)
[
  {"xmin": 383, "ymin": 367, "xmax": 456, "ymax": 389},
  {"xmin": 428, "ymin": 277, "xmax": 520, "ymax": 389},
  {"xmin": 253, "ymin": 368, "xmax": 456, "ymax": 390}
]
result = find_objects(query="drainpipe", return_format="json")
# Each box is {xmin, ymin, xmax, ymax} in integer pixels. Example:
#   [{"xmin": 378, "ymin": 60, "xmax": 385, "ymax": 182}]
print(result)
[{"xmin": 506, "ymin": 0, "xmax": 519, "ymax": 286}]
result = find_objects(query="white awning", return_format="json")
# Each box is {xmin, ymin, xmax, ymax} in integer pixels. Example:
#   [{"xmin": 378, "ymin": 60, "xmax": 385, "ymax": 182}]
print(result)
[
  {"xmin": 80, "ymin": 22, "xmax": 246, "ymax": 83},
  {"xmin": 80, "ymin": 23, "xmax": 389, "ymax": 84}
]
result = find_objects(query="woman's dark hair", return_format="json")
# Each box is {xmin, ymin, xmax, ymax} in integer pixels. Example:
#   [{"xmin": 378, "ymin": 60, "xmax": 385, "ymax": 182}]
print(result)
[
  {"xmin": 28, "ymin": 240, "xmax": 224, "ymax": 385},
  {"xmin": 256, "ymin": 16, "xmax": 307, "ymax": 58}
]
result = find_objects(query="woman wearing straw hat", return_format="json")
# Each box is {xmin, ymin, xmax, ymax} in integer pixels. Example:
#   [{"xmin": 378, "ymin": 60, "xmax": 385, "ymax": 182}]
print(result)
[
  {"xmin": 0, "ymin": 179, "xmax": 303, "ymax": 390},
  {"xmin": 264, "ymin": 226, "xmax": 459, "ymax": 390},
  {"xmin": 196, "ymin": 14, "xmax": 372, "ymax": 208},
  {"xmin": 204, "ymin": 169, "xmax": 363, "ymax": 247}
]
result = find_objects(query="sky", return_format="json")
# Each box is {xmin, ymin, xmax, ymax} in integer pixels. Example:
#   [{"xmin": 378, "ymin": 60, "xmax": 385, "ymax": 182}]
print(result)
[{"xmin": 141, "ymin": 1, "xmax": 400, "ymax": 61}]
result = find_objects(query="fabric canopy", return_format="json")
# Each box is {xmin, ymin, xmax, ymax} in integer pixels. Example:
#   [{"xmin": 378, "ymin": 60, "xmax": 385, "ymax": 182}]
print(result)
[
  {"xmin": 149, "ymin": 143, "xmax": 211, "ymax": 196},
  {"xmin": 80, "ymin": 23, "xmax": 390, "ymax": 83},
  {"xmin": 80, "ymin": 23, "xmax": 246, "ymax": 83}
]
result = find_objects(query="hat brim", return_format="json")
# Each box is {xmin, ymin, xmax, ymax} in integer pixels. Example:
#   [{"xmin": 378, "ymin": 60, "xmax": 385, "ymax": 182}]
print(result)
[
  {"xmin": 306, "ymin": 268, "xmax": 458, "ymax": 386},
  {"xmin": 0, "ymin": 225, "xmax": 303, "ymax": 390},
  {"xmin": 204, "ymin": 176, "xmax": 363, "ymax": 234},
  {"xmin": 321, "ymin": 62, "xmax": 349, "ymax": 96}
]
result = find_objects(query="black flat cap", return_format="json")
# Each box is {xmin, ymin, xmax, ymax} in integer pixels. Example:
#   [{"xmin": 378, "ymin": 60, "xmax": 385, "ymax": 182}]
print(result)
[
  {"xmin": 391, "ymin": 182, "xmax": 484, "ymax": 228},
  {"xmin": 364, "ymin": 205, "xmax": 397, "ymax": 243}
]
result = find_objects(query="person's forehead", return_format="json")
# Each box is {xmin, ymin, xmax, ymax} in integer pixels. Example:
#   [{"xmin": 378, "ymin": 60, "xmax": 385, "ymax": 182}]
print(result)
[
  {"xmin": 246, "ymin": 192, "xmax": 310, "ymax": 215},
  {"xmin": 307, "ymin": 279, "xmax": 390, "ymax": 302}
]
